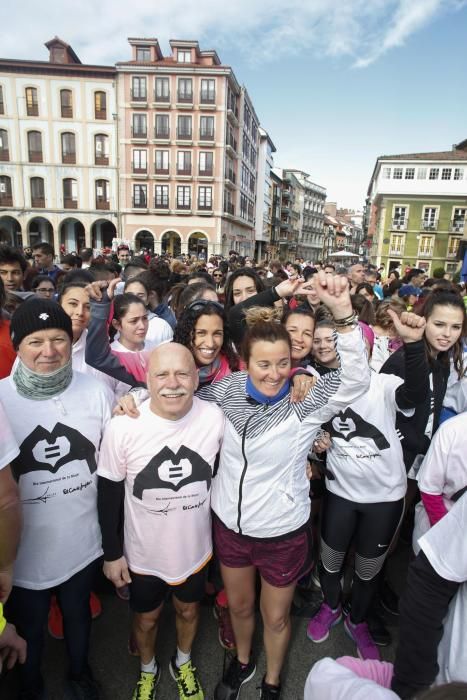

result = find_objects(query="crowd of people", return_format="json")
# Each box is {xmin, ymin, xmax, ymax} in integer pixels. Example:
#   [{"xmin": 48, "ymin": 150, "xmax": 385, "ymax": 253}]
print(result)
[{"xmin": 0, "ymin": 240, "xmax": 466, "ymax": 700}]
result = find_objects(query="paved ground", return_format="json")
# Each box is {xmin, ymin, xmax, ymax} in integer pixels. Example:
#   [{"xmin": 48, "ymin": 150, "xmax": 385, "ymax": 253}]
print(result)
[{"xmin": 1, "ymin": 545, "xmax": 411, "ymax": 700}]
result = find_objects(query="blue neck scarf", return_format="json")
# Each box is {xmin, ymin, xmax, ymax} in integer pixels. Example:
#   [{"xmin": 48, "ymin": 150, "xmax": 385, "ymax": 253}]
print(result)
[{"xmin": 245, "ymin": 376, "xmax": 290, "ymax": 405}]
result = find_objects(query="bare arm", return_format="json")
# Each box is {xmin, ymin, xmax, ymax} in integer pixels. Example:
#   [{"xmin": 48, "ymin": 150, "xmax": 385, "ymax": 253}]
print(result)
[{"xmin": 0, "ymin": 466, "xmax": 21, "ymax": 603}]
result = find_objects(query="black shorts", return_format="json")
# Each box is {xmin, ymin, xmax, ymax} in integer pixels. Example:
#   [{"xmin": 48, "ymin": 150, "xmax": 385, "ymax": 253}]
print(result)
[{"xmin": 129, "ymin": 563, "xmax": 208, "ymax": 613}]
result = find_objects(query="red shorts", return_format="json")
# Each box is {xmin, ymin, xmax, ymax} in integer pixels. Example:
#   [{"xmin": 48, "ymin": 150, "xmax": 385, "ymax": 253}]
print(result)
[{"xmin": 213, "ymin": 516, "xmax": 313, "ymax": 587}]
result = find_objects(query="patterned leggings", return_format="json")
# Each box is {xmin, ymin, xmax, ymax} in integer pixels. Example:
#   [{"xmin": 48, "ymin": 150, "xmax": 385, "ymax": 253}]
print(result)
[{"xmin": 319, "ymin": 490, "xmax": 404, "ymax": 623}]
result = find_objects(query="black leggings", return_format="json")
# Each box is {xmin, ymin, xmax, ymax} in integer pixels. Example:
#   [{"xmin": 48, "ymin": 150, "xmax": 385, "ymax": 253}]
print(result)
[
  {"xmin": 7, "ymin": 559, "xmax": 98, "ymax": 693},
  {"xmin": 319, "ymin": 491, "xmax": 404, "ymax": 624}
]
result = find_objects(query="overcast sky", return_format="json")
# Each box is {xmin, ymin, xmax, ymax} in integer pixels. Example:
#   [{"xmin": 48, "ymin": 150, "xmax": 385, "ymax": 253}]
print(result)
[{"xmin": 3, "ymin": 0, "xmax": 467, "ymax": 208}]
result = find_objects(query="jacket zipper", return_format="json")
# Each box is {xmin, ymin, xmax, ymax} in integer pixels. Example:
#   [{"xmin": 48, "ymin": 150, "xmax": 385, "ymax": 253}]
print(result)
[{"xmin": 237, "ymin": 405, "xmax": 268, "ymax": 534}]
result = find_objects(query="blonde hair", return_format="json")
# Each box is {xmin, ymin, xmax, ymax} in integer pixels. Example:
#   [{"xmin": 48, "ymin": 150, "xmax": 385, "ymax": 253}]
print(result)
[
  {"xmin": 242, "ymin": 306, "xmax": 291, "ymax": 363},
  {"xmin": 244, "ymin": 306, "xmax": 282, "ymax": 327}
]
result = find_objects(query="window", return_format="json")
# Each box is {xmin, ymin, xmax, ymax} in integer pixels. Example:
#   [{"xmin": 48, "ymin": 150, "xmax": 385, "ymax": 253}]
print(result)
[
  {"xmin": 25, "ymin": 87, "xmax": 39, "ymax": 116},
  {"xmin": 250, "ymin": 145, "xmax": 256, "ymax": 167},
  {"xmin": 94, "ymin": 134, "xmax": 109, "ymax": 165},
  {"xmin": 63, "ymin": 178, "xmax": 78, "ymax": 208},
  {"xmin": 251, "ymin": 121, "xmax": 258, "ymax": 143},
  {"xmin": 177, "ymin": 50, "xmax": 191, "ymax": 63},
  {"xmin": 241, "ymin": 164, "xmax": 249, "ymax": 190},
  {"xmin": 389, "ymin": 234, "xmax": 404, "ymax": 255},
  {"xmin": 58, "ymin": 90, "xmax": 74, "ymax": 121},
  {"xmin": 155, "ymin": 114, "xmax": 170, "ymax": 139},
  {"xmin": 418, "ymin": 235, "xmax": 434, "ymax": 257},
  {"xmin": 155, "ymin": 150, "xmax": 169, "ymax": 173},
  {"xmin": 405, "ymin": 168, "xmax": 415, "ymax": 179},
  {"xmin": 242, "ymin": 133, "xmax": 249, "ymax": 157},
  {"xmin": 132, "ymin": 114, "xmax": 147, "ymax": 138},
  {"xmin": 423, "ymin": 207, "xmax": 438, "ymax": 229},
  {"xmin": 94, "ymin": 91, "xmax": 106, "ymax": 120},
  {"xmin": 27, "ymin": 130, "xmax": 42, "ymax": 162},
  {"xmin": 61, "ymin": 132, "xmax": 76, "ymax": 164},
  {"xmin": 155, "ymin": 77, "xmax": 170, "ymax": 102},
  {"xmin": 200, "ymin": 79, "xmax": 215, "ymax": 103},
  {"xmin": 133, "ymin": 184, "xmax": 147, "ymax": 208},
  {"xmin": 240, "ymin": 193, "xmax": 248, "ymax": 218},
  {"xmin": 392, "ymin": 206, "xmax": 407, "ymax": 229},
  {"xmin": 382, "ymin": 167, "xmax": 391, "ymax": 178},
  {"xmin": 177, "ymin": 115, "xmax": 192, "ymax": 139},
  {"xmin": 417, "ymin": 167, "xmax": 427, "ymax": 179},
  {"xmin": 441, "ymin": 168, "xmax": 452, "ymax": 180},
  {"xmin": 198, "ymin": 186, "xmax": 212, "ymax": 210},
  {"xmin": 136, "ymin": 47, "xmax": 150, "ymax": 62},
  {"xmin": 132, "ymin": 149, "xmax": 147, "ymax": 173},
  {"xmin": 176, "ymin": 185, "xmax": 191, "ymax": 209},
  {"xmin": 155, "ymin": 185, "xmax": 169, "ymax": 208},
  {"xmin": 0, "ymin": 86, "xmax": 4, "ymax": 114},
  {"xmin": 454, "ymin": 168, "xmax": 464, "ymax": 180},
  {"xmin": 95, "ymin": 179, "xmax": 109, "ymax": 209},
  {"xmin": 429, "ymin": 168, "xmax": 439, "ymax": 180},
  {"xmin": 131, "ymin": 77, "xmax": 147, "ymax": 101},
  {"xmin": 200, "ymin": 116, "xmax": 214, "ymax": 140},
  {"xmin": 0, "ymin": 129, "xmax": 9, "ymax": 161},
  {"xmin": 199, "ymin": 151, "xmax": 213, "ymax": 175},
  {"xmin": 243, "ymin": 105, "xmax": 251, "ymax": 132},
  {"xmin": 30, "ymin": 177, "xmax": 45, "ymax": 207},
  {"xmin": 447, "ymin": 237, "xmax": 460, "ymax": 258},
  {"xmin": 177, "ymin": 78, "xmax": 193, "ymax": 103},
  {"xmin": 0, "ymin": 175, "xmax": 12, "ymax": 206},
  {"xmin": 393, "ymin": 168, "xmax": 403, "ymax": 179},
  {"xmin": 177, "ymin": 151, "xmax": 192, "ymax": 175},
  {"xmin": 452, "ymin": 208, "xmax": 466, "ymax": 232}
]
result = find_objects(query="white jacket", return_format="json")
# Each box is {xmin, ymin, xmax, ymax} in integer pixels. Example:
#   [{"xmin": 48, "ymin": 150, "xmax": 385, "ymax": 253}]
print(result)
[{"xmin": 197, "ymin": 327, "xmax": 370, "ymax": 539}]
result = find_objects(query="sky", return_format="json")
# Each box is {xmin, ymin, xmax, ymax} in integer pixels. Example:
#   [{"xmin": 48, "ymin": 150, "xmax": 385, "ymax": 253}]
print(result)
[{"xmin": 3, "ymin": 0, "xmax": 467, "ymax": 209}]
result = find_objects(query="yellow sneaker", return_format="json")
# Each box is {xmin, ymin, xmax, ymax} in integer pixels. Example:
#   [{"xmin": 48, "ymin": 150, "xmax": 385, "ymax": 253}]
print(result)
[
  {"xmin": 132, "ymin": 667, "xmax": 161, "ymax": 700},
  {"xmin": 169, "ymin": 657, "xmax": 204, "ymax": 699}
]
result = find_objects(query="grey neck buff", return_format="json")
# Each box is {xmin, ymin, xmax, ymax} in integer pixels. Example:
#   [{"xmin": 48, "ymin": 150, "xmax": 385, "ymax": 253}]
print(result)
[{"xmin": 13, "ymin": 359, "xmax": 73, "ymax": 400}]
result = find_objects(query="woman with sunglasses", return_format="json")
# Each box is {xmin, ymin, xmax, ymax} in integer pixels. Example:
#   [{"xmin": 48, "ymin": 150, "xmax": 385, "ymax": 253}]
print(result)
[{"xmin": 211, "ymin": 268, "xmax": 226, "ymax": 303}]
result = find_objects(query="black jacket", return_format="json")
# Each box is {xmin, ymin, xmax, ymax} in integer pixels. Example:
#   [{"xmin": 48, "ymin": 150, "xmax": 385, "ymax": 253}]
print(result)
[{"xmin": 380, "ymin": 345, "xmax": 449, "ymax": 470}]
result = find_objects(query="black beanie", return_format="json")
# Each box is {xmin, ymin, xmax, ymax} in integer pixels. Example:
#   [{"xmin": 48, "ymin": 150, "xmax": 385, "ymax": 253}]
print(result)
[{"xmin": 10, "ymin": 298, "xmax": 73, "ymax": 349}]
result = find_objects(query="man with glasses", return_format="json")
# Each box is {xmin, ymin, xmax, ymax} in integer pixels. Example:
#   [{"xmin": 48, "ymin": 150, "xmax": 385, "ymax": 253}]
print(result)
[{"xmin": 31, "ymin": 275, "xmax": 56, "ymax": 299}]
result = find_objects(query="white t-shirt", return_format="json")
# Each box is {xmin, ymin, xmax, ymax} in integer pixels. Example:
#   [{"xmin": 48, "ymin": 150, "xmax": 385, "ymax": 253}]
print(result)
[
  {"xmin": 324, "ymin": 372, "xmax": 407, "ymax": 503},
  {"xmin": 97, "ymin": 397, "xmax": 224, "ymax": 584},
  {"xmin": 0, "ymin": 372, "xmax": 112, "ymax": 589},
  {"xmin": 413, "ymin": 412, "xmax": 467, "ymax": 552},
  {"xmin": 419, "ymin": 492, "xmax": 467, "ymax": 685},
  {"xmin": 0, "ymin": 401, "xmax": 19, "ymax": 470},
  {"xmin": 304, "ymin": 658, "xmax": 398, "ymax": 700},
  {"xmin": 72, "ymin": 329, "xmax": 118, "ymax": 397}
]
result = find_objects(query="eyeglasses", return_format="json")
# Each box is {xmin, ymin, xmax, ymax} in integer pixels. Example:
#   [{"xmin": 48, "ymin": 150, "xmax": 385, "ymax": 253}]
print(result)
[
  {"xmin": 186, "ymin": 299, "xmax": 224, "ymax": 313},
  {"xmin": 36, "ymin": 287, "xmax": 55, "ymax": 295},
  {"xmin": 213, "ymin": 273, "xmax": 223, "ymax": 278}
]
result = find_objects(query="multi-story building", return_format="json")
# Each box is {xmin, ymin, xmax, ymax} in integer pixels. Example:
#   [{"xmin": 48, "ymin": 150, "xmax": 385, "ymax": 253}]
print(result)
[
  {"xmin": 366, "ymin": 139, "xmax": 467, "ymax": 275},
  {"xmin": 286, "ymin": 170, "xmax": 326, "ymax": 261},
  {"xmin": 0, "ymin": 37, "xmax": 118, "ymax": 252},
  {"xmin": 269, "ymin": 169, "xmax": 283, "ymax": 258},
  {"xmin": 117, "ymin": 38, "xmax": 258, "ymax": 258},
  {"xmin": 254, "ymin": 127, "xmax": 275, "ymax": 260}
]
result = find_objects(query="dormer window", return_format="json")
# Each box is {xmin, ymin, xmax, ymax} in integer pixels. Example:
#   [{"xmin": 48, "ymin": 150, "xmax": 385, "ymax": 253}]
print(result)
[
  {"xmin": 177, "ymin": 50, "xmax": 191, "ymax": 63},
  {"xmin": 136, "ymin": 47, "xmax": 150, "ymax": 62}
]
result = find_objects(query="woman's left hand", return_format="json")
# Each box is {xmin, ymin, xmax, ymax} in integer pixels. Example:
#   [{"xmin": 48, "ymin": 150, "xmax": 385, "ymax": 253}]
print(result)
[{"xmin": 290, "ymin": 374, "xmax": 317, "ymax": 402}]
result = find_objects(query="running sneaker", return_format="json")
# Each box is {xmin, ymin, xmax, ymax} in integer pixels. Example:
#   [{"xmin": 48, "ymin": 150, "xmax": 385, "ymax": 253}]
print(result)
[
  {"xmin": 306, "ymin": 602, "xmax": 342, "ymax": 643},
  {"xmin": 90, "ymin": 592, "xmax": 102, "ymax": 620},
  {"xmin": 213, "ymin": 600, "xmax": 236, "ymax": 650},
  {"xmin": 48, "ymin": 595, "xmax": 64, "ymax": 640},
  {"xmin": 169, "ymin": 656, "xmax": 204, "ymax": 699},
  {"xmin": 132, "ymin": 667, "xmax": 161, "ymax": 700},
  {"xmin": 259, "ymin": 676, "xmax": 281, "ymax": 698},
  {"xmin": 344, "ymin": 616, "xmax": 381, "ymax": 660},
  {"xmin": 214, "ymin": 656, "xmax": 256, "ymax": 700}
]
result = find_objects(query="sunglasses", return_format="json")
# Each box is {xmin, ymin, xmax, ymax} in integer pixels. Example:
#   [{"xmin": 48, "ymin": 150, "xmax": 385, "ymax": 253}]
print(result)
[
  {"xmin": 213, "ymin": 273, "xmax": 223, "ymax": 278},
  {"xmin": 186, "ymin": 299, "xmax": 224, "ymax": 313}
]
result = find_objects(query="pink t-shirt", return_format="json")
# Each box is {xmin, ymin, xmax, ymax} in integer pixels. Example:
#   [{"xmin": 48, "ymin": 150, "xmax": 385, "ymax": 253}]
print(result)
[{"xmin": 97, "ymin": 397, "xmax": 224, "ymax": 583}]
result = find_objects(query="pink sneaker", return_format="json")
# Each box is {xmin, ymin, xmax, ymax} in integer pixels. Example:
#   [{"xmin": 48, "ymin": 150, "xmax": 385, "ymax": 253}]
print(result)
[
  {"xmin": 344, "ymin": 617, "xmax": 381, "ymax": 660},
  {"xmin": 307, "ymin": 602, "xmax": 342, "ymax": 642}
]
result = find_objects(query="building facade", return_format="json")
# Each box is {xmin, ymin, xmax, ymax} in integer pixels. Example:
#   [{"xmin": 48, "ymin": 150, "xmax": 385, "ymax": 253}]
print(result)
[
  {"xmin": 286, "ymin": 170, "xmax": 326, "ymax": 261},
  {"xmin": 117, "ymin": 38, "xmax": 258, "ymax": 259},
  {"xmin": 254, "ymin": 127, "xmax": 275, "ymax": 261},
  {"xmin": 0, "ymin": 37, "xmax": 118, "ymax": 252},
  {"xmin": 366, "ymin": 140, "xmax": 467, "ymax": 275}
]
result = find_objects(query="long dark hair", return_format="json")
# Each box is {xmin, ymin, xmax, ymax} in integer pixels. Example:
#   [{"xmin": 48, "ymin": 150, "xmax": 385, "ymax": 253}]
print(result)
[
  {"xmin": 224, "ymin": 268, "xmax": 264, "ymax": 311},
  {"xmin": 420, "ymin": 289, "xmax": 466, "ymax": 378},
  {"xmin": 110, "ymin": 293, "xmax": 147, "ymax": 342},
  {"xmin": 174, "ymin": 301, "xmax": 238, "ymax": 371}
]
